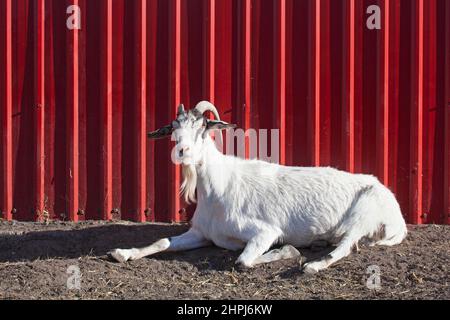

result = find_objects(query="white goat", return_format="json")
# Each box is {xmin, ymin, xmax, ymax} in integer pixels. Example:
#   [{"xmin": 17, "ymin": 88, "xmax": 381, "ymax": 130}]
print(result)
[{"xmin": 109, "ymin": 101, "xmax": 407, "ymax": 273}]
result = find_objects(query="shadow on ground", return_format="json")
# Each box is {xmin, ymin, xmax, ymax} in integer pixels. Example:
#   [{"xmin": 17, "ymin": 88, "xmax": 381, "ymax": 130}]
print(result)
[{"xmin": 0, "ymin": 222, "xmax": 333, "ymax": 271}]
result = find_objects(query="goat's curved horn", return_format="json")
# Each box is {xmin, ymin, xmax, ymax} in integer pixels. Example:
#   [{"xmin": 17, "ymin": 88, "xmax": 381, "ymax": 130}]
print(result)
[{"xmin": 193, "ymin": 101, "xmax": 221, "ymax": 121}]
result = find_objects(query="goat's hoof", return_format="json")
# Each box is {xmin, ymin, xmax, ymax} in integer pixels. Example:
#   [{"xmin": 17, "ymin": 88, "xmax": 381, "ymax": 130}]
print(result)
[
  {"xmin": 280, "ymin": 245, "xmax": 301, "ymax": 258},
  {"xmin": 108, "ymin": 249, "xmax": 133, "ymax": 263},
  {"xmin": 302, "ymin": 262, "xmax": 321, "ymax": 274},
  {"xmin": 234, "ymin": 264, "xmax": 250, "ymax": 273},
  {"xmin": 234, "ymin": 260, "xmax": 253, "ymax": 271}
]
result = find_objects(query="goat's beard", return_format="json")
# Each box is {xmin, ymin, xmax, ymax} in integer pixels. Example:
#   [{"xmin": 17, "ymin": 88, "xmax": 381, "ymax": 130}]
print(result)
[{"xmin": 180, "ymin": 164, "xmax": 197, "ymax": 204}]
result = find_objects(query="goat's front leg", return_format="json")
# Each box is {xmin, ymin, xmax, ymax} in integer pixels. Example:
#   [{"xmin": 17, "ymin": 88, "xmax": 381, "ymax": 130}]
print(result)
[{"xmin": 108, "ymin": 228, "xmax": 211, "ymax": 263}]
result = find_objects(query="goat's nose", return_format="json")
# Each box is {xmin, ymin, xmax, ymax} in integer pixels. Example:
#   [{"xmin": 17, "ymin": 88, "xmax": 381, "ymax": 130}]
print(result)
[{"xmin": 179, "ymin": 146, "xmax": 189, "ymax": 157}]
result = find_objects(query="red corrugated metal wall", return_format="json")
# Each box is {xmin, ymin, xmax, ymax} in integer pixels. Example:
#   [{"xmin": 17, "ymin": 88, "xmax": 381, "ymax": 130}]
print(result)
[{"xmin": 0, "ymin": 0, "xmax": 449, "ymax": 224}]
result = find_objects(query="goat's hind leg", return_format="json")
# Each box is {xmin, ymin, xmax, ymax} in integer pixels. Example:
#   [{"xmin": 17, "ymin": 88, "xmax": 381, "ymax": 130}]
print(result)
[
  {"xmin": 302, "ymin": 232, "xmax": 361, "ymax": 274},
  {"xmin": 108, "ymin": 228, "xmax": 211, "ymax": 263},
  {"xmin": 302, "ymin": 183, "xmax": 400, "ymax": 274}
]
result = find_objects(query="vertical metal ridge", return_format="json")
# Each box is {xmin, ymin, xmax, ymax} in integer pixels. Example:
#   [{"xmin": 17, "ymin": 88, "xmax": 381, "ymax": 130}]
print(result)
[
  {"xmin": 416, "ymin": 0, "xmax": 424, "ymax": 224},
  {"xmin": 204, "ymin": 0, "xmax": 215, "ymax": 103},
  {"xmin": 242, "ymin": 0, "xmax": 251, "ymax": 159},
  {"xmin": 274, "ymin": 0, "xmax": 286, "ymax": 165},
  {"xmin": 377, "ymin": 0, "xmax": 390, "ymax": 185},
  {"xmin": 101, "ymin": 0, "xmax": 113, "ymax": 221},
  {"xmin": 410, "ymin": 0, "xmax": 424, "ymax": 224},
  {"xmin": 343, "ymin": 0, "xmax": 355, "ymax": 173},
  {"xmin": 35, "ymin": 0, "xmax": 45, "ymax": 221},
  {"xmin": 382, "ymin": 0, "xmax": 390, "ymax": 185},
  {"xmin": 2, "ymin": 0, "xmax": 13, "ymax": 221},
  {"xmin": 445, "ymin": 0, "xmax": 450, "ymax": 224},
  {"xmin": 245, "ymin": 0, "xmax": 251, "ymax": 154},
  {"xmin": 348, "ymin": 0, "xmax": 355, "ymax": 173},
  {"xmin": 135, "ymin": 0, "xmax": 147, "ymax": 222},
  {"xmin": 169, "ymin": 0, "xmax": 181, "ymax": 222},
  {"xmin": 67, "ymin": 0, "xmax": 80, "ymax": 221},
  {"xmin": 310, "ymin": 0, "xmax": 321, "ymax": 166}
]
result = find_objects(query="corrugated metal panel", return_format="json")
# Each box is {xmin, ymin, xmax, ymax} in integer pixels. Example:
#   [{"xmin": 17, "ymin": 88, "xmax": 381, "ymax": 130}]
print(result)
[{"xmin": 0, "ymin": 0, "xmax": 449, "ymax": 224}]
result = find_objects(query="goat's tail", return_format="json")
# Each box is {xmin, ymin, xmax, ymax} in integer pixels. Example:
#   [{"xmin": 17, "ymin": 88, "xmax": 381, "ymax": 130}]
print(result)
[
  {"xmin": 335, "ymin": 178, "xmax": 407, "ymax": 248},
  {"xmin": 371, "ymin": 183, "xmax": 407, "ymax": 245},
  {"xmin": 352, "ymin": 182, "xmax": 407, "ymax": 246},
  {"xmin": 376, "ymin": 183, "xmax": 407, "ymax": 245}
]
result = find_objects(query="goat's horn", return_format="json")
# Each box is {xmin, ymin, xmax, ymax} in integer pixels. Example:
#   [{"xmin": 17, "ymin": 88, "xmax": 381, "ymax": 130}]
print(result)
[{"xmin": 193, "ymin": 101, "xmax": 220, "ymax": 121}]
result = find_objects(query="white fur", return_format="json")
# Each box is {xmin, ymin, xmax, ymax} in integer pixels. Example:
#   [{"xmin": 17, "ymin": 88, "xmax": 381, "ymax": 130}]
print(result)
[
  {"xmin": 180, "ymin": 164, "xmax": 197, "ymax": 204},
  {"xmin": 110, "ymin": 105, "xmax": 407, "ymax": 273},
  {"xmin": 189, "ymin": 137, "xmax": 407, "ymax": 271}
]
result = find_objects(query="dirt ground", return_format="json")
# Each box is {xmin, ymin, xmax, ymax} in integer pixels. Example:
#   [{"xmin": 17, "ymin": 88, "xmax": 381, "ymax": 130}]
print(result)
[{"xmin": 0, "ymin": 220, "xmax": 448, "ymax": 300}]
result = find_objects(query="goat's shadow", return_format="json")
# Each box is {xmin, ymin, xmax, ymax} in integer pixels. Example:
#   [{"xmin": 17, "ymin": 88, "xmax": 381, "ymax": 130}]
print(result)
[{"xmin": 0, "ymin": 223, "xmax": 333, "ymax": 273}]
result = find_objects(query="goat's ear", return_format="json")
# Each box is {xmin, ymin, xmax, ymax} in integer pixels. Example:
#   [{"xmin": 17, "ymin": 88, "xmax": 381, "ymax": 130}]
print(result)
[
  {"xmin": 205, "ymin": 119, "xmax": 237, "ymax": 131},
  {"xmin": 147, "ymin": 124, "xmax": 173, "ymax": 139}
]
